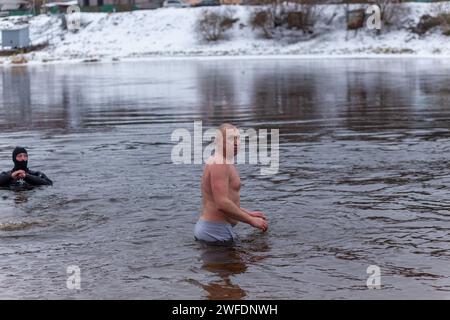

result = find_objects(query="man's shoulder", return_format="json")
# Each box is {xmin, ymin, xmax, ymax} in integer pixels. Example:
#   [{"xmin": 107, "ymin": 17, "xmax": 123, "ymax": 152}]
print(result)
[{"xmin": 205, "ymin": 163, "xmax": 232, "ymax": 180}]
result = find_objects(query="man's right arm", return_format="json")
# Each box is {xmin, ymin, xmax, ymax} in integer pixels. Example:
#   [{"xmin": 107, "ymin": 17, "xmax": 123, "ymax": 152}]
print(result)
[{"xmin": 0, "ymin": 172, "xmax": 12, "ymax": 186}]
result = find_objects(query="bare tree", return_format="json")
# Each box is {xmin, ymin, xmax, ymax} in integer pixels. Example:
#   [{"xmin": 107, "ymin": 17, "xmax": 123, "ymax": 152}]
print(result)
[
  {"xmin": 197, "ymin": 9, "xmax": 239, "ymax": 42},
  {"xmin": 435, "ymin": 1, "xmax": 450, "ymax": 35}
]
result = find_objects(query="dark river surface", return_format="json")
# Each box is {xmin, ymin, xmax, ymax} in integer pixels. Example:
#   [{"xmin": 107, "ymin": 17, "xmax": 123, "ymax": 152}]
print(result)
[{"xmin": 0, "ymin": 58, "xmax": 449, "ymax": 299}]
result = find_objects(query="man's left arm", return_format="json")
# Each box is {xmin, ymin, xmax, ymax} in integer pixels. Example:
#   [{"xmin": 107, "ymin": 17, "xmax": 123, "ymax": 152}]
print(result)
[
  {"xmin": 25, "ymin": 171, "xmax": 53, "ymax": 186},
  {"xmin": 242, "ymin": 208, "xmax": 267, "ymax": 220}
]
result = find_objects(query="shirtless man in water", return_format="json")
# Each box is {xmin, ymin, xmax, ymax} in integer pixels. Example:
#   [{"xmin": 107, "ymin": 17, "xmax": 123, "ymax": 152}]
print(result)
[{"xmin": 194, "ymin": 123, "xmax": 268, "ymax": 244}]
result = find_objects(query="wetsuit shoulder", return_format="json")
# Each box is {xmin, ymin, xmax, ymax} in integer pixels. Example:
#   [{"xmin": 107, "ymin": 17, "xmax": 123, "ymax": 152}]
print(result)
[{"xmin": 0, "ymin": 171, "xmax": 13, "ymax": 187}]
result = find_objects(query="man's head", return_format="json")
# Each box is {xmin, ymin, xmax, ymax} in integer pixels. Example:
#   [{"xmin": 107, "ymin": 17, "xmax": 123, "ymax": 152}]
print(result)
[
  {"xmin": 12, "ymin": 147, "xmax": 28, "ymax": 171},
  {"xmin": 216, "ymin": 123, "xmax": 240, "ymax": 159}
]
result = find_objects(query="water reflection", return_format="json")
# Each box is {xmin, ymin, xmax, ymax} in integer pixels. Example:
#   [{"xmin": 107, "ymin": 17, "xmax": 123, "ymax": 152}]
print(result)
[
  {"xmin": 1, "ymin": 59, "xmax": 449, "ymax": 134},
  {"xmin": 1, "ymin": 59, "xmax": 450, "ymax": 299},
  {"xmin": 197, "ymin": 234, "xmax": 270, "ymax": 300},
  {"xmin": 2, "ymin": 67, "xmax": 31, "ymax": 129},
  {"xmin": 13, "ymin": 191, "xmax": 29, "ymax": 204},
  {"xmin": 199, "ymin": 245, "xmax": 248, "ymax": 300}
]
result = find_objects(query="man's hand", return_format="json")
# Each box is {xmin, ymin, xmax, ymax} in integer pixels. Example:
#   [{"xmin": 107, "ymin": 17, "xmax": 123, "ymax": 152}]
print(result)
[
  {"xmin": 250, "ymin": 217, "xmax": 268, "ymax": 232},
  {"xmin": 11, "ymin": 170, "xmax": 26, "ymax": 180},
  {"xmin": 248, "ymin": 211, "xmax": 267, "ymax": 220}
]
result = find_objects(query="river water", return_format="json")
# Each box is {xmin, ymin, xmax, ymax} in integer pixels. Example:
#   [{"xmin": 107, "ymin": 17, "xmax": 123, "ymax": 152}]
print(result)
[{"xmin": 0, "ymin": 58, "xmax": 449, "ymax": 299}]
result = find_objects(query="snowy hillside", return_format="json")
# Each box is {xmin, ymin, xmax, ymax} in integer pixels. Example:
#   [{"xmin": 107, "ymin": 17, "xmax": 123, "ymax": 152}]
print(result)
[{"xmin": 0, "ymin": 3, "xmax": 449, "ymax": 65}]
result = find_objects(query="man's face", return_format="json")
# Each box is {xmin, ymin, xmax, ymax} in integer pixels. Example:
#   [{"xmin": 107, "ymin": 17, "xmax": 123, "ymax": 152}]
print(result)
[
  {"xmin": 223, "ymin": 128, "xmax": 240, "ymax": 157},
  {"xmin": 15, "ymin": 153, "xmax": 28, "ymax": 162}
]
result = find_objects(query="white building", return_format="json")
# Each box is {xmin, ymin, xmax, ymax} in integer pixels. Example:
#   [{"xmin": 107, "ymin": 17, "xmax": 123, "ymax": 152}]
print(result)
[{"xmin": 0, "ymin": 0, "xmax": 32, "ymax": 11}]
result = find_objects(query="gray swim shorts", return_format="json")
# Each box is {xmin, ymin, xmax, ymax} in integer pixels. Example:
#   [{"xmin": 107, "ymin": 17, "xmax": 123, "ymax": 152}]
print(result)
[{"xmin": 194, "ymin": 220, "xmax": 238, "ymax": 244}]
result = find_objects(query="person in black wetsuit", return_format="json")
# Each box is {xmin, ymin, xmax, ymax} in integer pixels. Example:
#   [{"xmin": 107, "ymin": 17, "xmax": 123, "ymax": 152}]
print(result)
[{"xmin": 0, "ymin": 147, "xmax": 52, "ymax": 189}]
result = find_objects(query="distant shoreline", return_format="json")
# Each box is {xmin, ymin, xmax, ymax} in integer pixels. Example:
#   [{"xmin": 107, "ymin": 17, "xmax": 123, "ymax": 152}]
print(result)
[
  {"xmin": 1, "ymin": 53, "xmax": 450, "ymax": 68},
  {"xmin": 1, "ymin": 3, "xmax": 449, "ymax": 66}
]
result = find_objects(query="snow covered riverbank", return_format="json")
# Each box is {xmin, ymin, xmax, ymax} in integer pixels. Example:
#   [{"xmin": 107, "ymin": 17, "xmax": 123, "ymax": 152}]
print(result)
[{"xmin": 0, "ymin": 3, "xmax": 449, "ymax": 66}]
